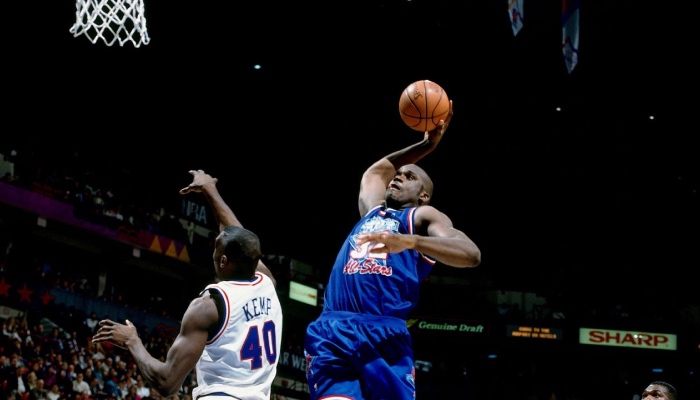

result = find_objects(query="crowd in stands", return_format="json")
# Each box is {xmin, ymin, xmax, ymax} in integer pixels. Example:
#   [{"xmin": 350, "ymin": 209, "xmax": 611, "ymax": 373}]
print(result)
[{"xmin": 0, "ymin": 312, "xmax": 196, "ymax": 400}]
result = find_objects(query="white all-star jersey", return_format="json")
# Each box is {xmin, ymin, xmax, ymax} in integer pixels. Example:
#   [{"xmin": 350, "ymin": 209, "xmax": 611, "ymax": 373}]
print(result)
[{"xmin": 192, "ymin": 272, "xmax": 283, "ymax": 400}]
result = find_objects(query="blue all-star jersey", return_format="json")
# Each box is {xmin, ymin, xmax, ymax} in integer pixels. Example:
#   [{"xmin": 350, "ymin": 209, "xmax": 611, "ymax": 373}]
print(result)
[{"xmin": 322, "ymin": 204, "xmax": 436, "ymax": 319}]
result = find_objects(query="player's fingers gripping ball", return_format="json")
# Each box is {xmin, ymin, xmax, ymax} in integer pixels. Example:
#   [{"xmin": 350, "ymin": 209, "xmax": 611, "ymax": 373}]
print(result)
[{"xmin": 398, "ymin": 80, "xmax": 450, "ymax": 132}]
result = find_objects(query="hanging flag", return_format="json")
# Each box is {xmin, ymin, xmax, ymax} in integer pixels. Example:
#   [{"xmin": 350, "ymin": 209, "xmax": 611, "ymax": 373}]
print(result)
[
  {"xmin": 562, "ymin": 0, "xmax": 580, "ymax": 73},
  {"xmin": 508, "ymin": 0, "xmax": 525, "ymax": 36}
]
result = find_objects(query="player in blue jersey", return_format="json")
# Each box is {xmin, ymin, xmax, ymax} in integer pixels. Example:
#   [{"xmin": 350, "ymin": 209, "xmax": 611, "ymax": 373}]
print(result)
[
  {"xmin": 92, "ymin": 170, "xmax": 282, "ymax": 400},
  {"xmin": 304, "ymin": 100, "xmax": 481, "ymax": 399}
]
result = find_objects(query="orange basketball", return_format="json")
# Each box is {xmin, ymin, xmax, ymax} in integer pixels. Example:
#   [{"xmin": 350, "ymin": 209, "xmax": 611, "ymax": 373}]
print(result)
[{"xmin": 398, "ymin": 80, "xmax": 450, "ymax": 132}]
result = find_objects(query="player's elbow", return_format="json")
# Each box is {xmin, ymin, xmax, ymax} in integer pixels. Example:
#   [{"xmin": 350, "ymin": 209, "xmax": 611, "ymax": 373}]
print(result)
[
  {"xmin": 153, "ymin": 384, "xmax": 179, "ymax": 398},
  {"xmin": 457, "ymin": 247, "xmax": 481, "ymax": 268},
  {"xmin": 152, "ymin": 378, "xmax": 182, "ymax": 398},
  {"xmin": 467, "ymin": 250, "xmax": 481, "ymax": 267},
  {"xmin": 364, "ymin": 159, "xmax": 395, "ymax": 179},
  {"xmin": 462, "ymin": 238, "xmax": 481, "ymax": 267}
]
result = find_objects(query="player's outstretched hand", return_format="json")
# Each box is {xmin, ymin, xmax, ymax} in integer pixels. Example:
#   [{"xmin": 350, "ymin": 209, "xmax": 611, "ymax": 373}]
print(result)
[
  {"xmin": 180, "ymin": 170, "xmax": 218, "ymax": 195},
  {"xmin": 92, "ymin": 319, "xmax": 138, "ymax": 350}
]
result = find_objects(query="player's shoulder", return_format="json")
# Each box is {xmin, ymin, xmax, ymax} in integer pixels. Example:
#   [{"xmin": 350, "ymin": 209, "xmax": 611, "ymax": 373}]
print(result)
[
  {"xmin": 412, "ymin": 204, "xmax": 450, "ymax": 228},
  {"xmin": 184, "ymin": 293, "xmax": 219, "ymax": 324},
  {"xmin": 411, "ymin": 204, "xmax": 440, "ymax": 218}
]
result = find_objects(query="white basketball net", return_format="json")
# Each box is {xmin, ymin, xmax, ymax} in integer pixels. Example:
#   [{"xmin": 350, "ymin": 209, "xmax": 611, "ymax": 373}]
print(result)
[{"xmin": 70, "ymin": 0, "xmax": 151, "ymax": 47}]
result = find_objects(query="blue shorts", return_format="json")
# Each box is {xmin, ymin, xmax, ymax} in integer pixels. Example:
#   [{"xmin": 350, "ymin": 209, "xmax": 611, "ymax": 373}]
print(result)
[{"xmin": 304, "ymin": 311, "xmax": 415, "ymax": 400}]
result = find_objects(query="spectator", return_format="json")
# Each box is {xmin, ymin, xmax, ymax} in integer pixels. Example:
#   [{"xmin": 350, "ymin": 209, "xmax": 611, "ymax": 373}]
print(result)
[
  {"xmin": 102, "ymin": 376, "xmax": 119, "ymax": 399},
  {"xmin": 31, "ymin": 325, "xmax": 45, "ymax": 344},
  {"xmin": 115, "ymin": 361, "xmax": 128, "ymax": 378},
  {"xmin": 3, "ymin": 321, "xmax": 22, "ymax": 342},
  {"xmin": 91, "ymin": 360, "xmax": 104, "ymax": 387},
  {"xmin": 24, "ymin": 343, "xmax": 43, "ymax": 363},
  {"xmin": 1, "ymin": 356, "xmax": 21, "ymax": 397},
  {"xmin": 83, "ymin": 314, "xmax": 99, "ymax": 337},
  {"xmin": 15, "ymin": 366, "xmax": 27, "ymax": 399},
  {"xmin": 82, "ymin": 369, "xmax": 95, "ymax": 387},
  {"xmin": 27, "ymin": 362, "xmax": 45, "ymax": 384},
  {"xmin": 42, "ymin": 366, "xmax": 57, "ymax": 391},
  {"xmin": 101, "ymin": 359, "xmax": 113, "ymax": 378},
  {"xmin": 46, "ymin": 383, "xmax": 61, "ymax": 400},
  {"xmin": 72, "ymin": 373, "xmax": 91, "ymax": 398},
  {"xmin": 24, "ymin": 371, "xmax": 38, "ymax": 393},
  {"xmin": 81, "ymin": 359, "xmax": 95, "ymax": 377},
  {"xmin": 45, "ymin": 329, "xmax": 65, "ymax": 354},
  {"xmin": 116, "ymin": 377, "xmax": 129, "ymax": 399},
  {"xmin": 55, "ymin": 368, "xmax": 72, "ymax": 396},
  {"xmin": 66, "ymin": 363, "xmax": 77, "ymax": 380},
  {"xmin": 87, "ymin": 376, "xmax": 103, "ymax": 399},
  {"xmin": 126, "ymin": 385, "xmax": 141, "ymax": 400},
  {"xmin": 122, "ymin": 369, "xmax": 136, "ymax": 388},
  {"xmin": 28, "ymin": 379, "xmax": 49, "ymax": 400},
  {"xmin": 65, "ymin": 332, "xmax": 80, "ymax": 354},
  {"xmin": 134, "ymin": 377, "xmax": 149, "ymax": 399}
]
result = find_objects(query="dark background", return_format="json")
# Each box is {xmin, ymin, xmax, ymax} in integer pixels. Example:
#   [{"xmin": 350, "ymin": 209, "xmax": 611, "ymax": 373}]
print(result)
[{"xmin": 5, "ymin": 0, "xmax": 697, "ymax": 303}]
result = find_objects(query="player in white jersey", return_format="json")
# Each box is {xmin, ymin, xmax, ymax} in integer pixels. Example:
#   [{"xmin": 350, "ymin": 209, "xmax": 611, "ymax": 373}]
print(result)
[{"xmin": 92, "ymin": 170, "xmax": 283, "ymax": 400}]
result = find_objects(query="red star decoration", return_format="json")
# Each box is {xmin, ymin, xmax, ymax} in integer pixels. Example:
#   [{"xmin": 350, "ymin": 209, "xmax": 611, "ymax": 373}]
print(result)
[
  {"xmin": 17, "ymin": 283, "xmax": 33, "ymax": 303},
  {"xmin": 0, "ymin": 278, "xmax": 11, "ymax": 297},
  {"xmin": 40, "ymin": 289, "xmax": 55, "ymax": 305}
]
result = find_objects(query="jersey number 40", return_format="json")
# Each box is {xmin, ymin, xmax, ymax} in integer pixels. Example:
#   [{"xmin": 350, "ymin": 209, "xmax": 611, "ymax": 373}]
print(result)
[{"xmin": 241, "ymin": 320, "xmax": 278, "ymax": 369}]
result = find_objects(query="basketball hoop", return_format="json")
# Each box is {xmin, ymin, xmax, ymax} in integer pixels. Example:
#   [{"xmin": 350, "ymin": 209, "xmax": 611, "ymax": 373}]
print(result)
[{"xmin": 70, "ymin": 0, "xmax": 151, "ymax": 47}]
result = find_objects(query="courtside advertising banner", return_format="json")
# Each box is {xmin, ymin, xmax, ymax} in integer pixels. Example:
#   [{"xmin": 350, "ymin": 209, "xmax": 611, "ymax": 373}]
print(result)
[
  {"xmin": 407, "ymin": 317, "xmax": 488, "ymax": 337},
  {"xmin": 507, "ymin": 324, "xmax": 563, "ymax": 341},
  {"xmin": 579, "ymin": 328, "xmax": 677, "ymax": 351}
]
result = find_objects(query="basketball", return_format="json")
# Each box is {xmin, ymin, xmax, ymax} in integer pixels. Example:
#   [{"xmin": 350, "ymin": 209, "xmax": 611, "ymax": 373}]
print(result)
[{"xmin": 398, "ymin": 80, "xmax": 450, "ymax": 132}]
